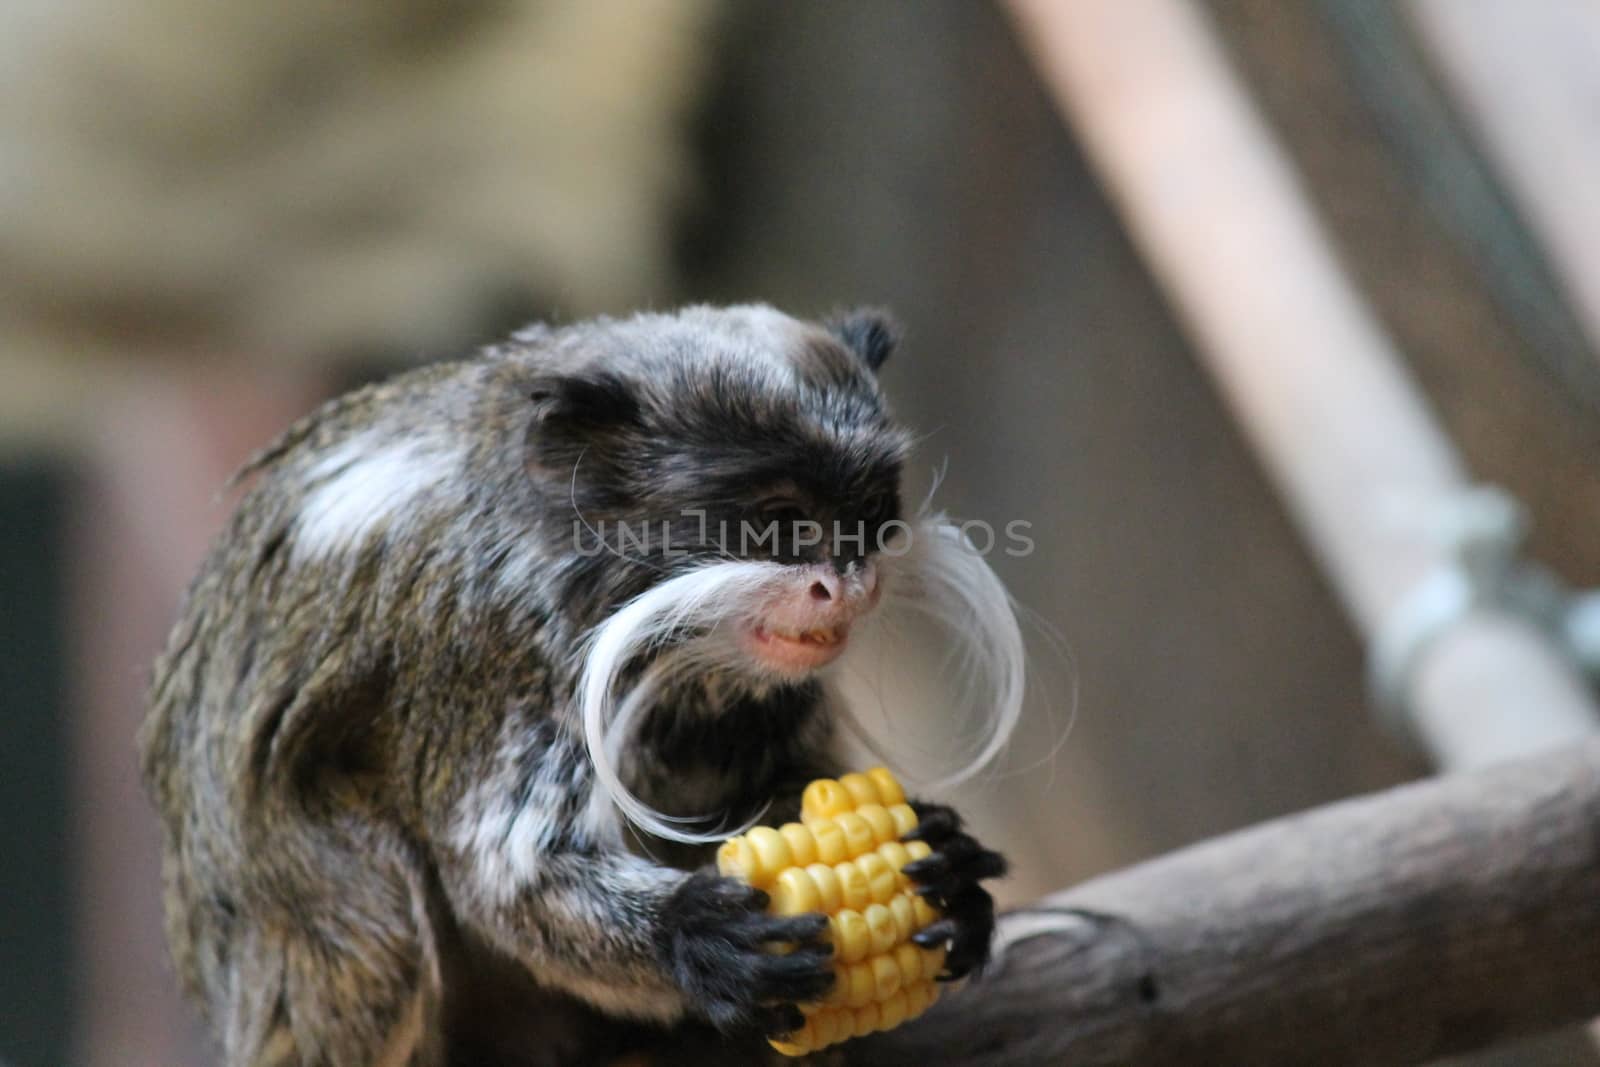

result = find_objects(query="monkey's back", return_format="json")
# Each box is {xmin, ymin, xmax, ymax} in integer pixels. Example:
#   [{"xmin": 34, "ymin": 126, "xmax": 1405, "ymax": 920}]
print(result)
[{"xmin": 137, "ymin": 353, "xmax": 563, "ymax": 1017}]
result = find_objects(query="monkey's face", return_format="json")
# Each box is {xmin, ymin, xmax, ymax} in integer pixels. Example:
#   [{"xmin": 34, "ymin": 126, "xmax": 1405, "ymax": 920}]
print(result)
[
  {"xmin": 551, "ymin": 308, "xmax": 1026, "ymax": 841},
  {"xmin": 527, "ymin": 305, "xmax": 909, "ymax": 682}
]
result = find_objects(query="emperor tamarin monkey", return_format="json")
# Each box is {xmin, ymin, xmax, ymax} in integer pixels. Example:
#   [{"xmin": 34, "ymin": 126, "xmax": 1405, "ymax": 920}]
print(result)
[{"xmin": 140, "ymin": 305, "xmax": 1022, "ymax": 1065}]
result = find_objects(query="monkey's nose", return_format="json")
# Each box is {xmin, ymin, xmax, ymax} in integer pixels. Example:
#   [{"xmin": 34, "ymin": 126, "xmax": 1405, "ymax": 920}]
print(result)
[
  {"xmin": 805, "ymin": 562, "xmax": 877, "ymax": 610},
  {"xmin": 809, "ymin": 573, "xmax": 842, "ymax": 602}
]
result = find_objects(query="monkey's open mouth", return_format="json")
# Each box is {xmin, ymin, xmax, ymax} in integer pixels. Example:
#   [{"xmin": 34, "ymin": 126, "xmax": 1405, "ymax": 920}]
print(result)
[{"xmin": 745, "ymin": 622, "xmax": 850, "ymax": 672}]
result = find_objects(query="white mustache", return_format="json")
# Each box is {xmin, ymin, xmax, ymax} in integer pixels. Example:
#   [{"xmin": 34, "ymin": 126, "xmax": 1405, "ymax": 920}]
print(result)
[{"xmin": 576, "ymin": 514, "xmax": 1027, "ymax": 844}]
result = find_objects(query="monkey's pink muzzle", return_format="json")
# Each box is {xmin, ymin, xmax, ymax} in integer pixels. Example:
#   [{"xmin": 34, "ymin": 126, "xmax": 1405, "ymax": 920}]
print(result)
[{"xmin": 742, "ymin": 561, "xmax": 880, "ymax": 674}]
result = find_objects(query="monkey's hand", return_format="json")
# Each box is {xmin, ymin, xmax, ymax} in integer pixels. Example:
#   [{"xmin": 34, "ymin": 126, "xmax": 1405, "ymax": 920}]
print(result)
[
  {"xmin": 902, "ymin": 802, "xmax": 1008, "ymax": 981},
  {"xmin": 658, "ymin": 870, "xmax": 836, "ymax": 1038}
]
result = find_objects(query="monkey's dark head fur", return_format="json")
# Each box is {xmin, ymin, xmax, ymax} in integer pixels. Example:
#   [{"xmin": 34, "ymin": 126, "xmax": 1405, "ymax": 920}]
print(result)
[
  {"xmin": 521, "ymin": 304, "xmax": 912, "ymax": 627},
  {"xmin": 139, "ymin": 305, "xmax": 1021, "ymax": 1063}
]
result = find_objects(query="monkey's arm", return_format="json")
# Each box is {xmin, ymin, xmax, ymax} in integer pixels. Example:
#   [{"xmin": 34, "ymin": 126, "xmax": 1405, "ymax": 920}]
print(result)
[{"xmin": 431, "ymin": 748, "xmax": 835, "ymax": 1035}]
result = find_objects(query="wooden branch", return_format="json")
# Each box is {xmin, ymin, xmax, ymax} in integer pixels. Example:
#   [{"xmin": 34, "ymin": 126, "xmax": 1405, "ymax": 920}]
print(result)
[{"xmin": 845, "ymin": 739, "xmax": 1600, "ymax": 1066}]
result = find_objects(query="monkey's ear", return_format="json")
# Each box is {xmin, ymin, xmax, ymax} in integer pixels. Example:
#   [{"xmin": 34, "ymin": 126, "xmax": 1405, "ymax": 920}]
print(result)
[
  {"xmin": 527, "ymin": 371, "xmax": 642, "ymax": 430},
  {"xmin": 827, "ymin": 308, "xmax": 900, "ymax": 372},
  {"xmin": 526, "ymin": 371, "xmax": 642, "ymax": 475}
]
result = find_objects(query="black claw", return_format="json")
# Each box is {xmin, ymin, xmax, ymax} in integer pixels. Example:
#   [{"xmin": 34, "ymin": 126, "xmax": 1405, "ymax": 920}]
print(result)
[{"xmin": 911, "ymin": 918, "xmax": 958, "ymax": 949}]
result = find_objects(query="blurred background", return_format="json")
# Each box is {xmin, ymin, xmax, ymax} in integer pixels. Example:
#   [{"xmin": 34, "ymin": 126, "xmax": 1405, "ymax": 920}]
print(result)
[{"xmin": 4, "ymin": 1, "xmax": 1600, "ymax": 1064}]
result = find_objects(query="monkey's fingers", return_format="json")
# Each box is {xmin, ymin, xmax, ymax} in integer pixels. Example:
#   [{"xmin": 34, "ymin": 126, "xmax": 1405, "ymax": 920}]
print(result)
[
  {"xmin": 752, "ymin": 943, "xmax": 837, "ymax": 1004},
  {"xmin": 904, "ymin": 802, "xmax": 963, "ymax": 846},
  {"xmin": 757, "ymin": 1002, "xmax": 808, "ymax": 1040},
  {"xmin": 910, "ymin": 885, "xmax": 995, "ymax": 981},
  {"xmin": 746, "ymin": 911, "xmax": 829, "ymax": 949},
  {"xmin": 902, "ymin": 836, "xmax": 1007, "ymax": 898}
]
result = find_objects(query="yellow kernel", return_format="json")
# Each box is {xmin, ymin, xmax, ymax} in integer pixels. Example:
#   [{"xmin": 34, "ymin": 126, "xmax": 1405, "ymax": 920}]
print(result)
[
  {"xmin": 853, "ymin": 1000, "xmax": 881, "ymax": 1036},
  {"xmin": 871, "ymin": 953, "xmax": 903, "ymax": 1000},
  {"xmin": 830, "ymin": 909, "xmax": 869, "ymax": 962},
  {"xmin": 889, "ymin": 802, "xmax": 919, "ymax": 836},
  {"xmin": 746, "ymin": 827, "xmax": 793, "ymax": 877},
  {"xmin": 894, "ymin": 942, "xmax": 924, "ymax": 986},
  {"xmin": 921, "ymin": 946, "xmax": 947, "ymax": 982},
  {"xmin": 906, "ymin": 980, "xmax": 937, "ymax": 1018},
  {"xmin": 867, "ymin": 767, "xmax": 905, "ymax": 805},
  {"xmin": 805, "ymin": 863, "xmax": 842, "ymax": 913},
  {"xmin": 810, "ymin": 819, "xmax": 848, "ymax": 864},
  {"xmin": 834, "ymin": 812, "xmax": 876, "ymax": 858},
  {"xmin": 864, "ymin": 902, "xmax": 899, "ymax": 956},
  {"xmin": 770, "ymin": 1036, "xmax": 808, "ymax": 1057},
  {"xmin": 889, "ymin": 893, "xmax": 916, "ymax": 942},
  {"xmin": 802, "ymin": 779, "xmax": 853, "ymax": 822},
  {"xmin": 856, "ymin": 852, "xmax": 898, "ymax": 904},
  {"xmin": 778, "ymin": 823, "xmax": 817, "ymax": 867},
  {"xmin": 835, "ymin": 861, "xmax": 871, "ymax": 911},
  {"xmin": 770, "ymin": 867, "xmax": 821, "ymax": 916},
  {"xmin": 716, "ymin": 838, "xmax": 762, "ymax": 885},
  {"xmin": 905, "ymin": 839, "xmax": 933, "ymax": 862},
  {"xmin": 877, "ymin": 839, "xmax": 911, "ymax": 873},
  {"xmin": 821, "ymin": 962, "xmax": 850, "ymax": 1005},
  {"xmin": 912, "ymin": 894, "xmax": 940, "ymax": 929},
  {"xmin": 816, "ymin": 1009, "xmax": 847, "ymax": 1048},
  {"xmin": 858, "ymin": 803, "xmax": 896, "ymax": 844},
  {"xmin": 878, "ymin": 989, "xmax": 909, "ymax": 1031},
  {"xmin": 843, "ymin": 959, "xmax": 875, "ymax": 1007},
  {"xmin": 839, "ymin": 771, "xmax": 881, "ymax": 808}
]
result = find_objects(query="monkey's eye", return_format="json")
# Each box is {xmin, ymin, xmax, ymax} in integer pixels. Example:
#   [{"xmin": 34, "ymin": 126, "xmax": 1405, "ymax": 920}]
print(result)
[
  {"xmin": 756, "ymin": 495, "xmax": 809, "ymax": 530},
  {"xmin": 860, "ymin": 491, "xmax": 896, "ymax": 527}
]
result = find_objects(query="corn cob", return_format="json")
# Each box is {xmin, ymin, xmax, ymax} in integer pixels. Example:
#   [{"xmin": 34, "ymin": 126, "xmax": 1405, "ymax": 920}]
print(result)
[{"xmin": 716, "ymin": 768, "xmax": 944, "ymax": 1056}]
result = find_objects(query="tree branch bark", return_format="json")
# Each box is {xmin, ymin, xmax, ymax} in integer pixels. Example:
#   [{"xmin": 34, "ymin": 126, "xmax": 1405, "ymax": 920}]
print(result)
[{"xmin": 845, "ymin": 739, "xmax": 1600, "ymax": 1066}]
